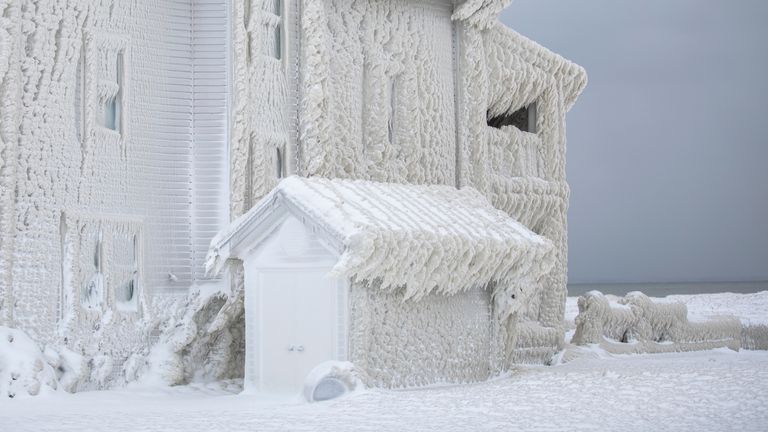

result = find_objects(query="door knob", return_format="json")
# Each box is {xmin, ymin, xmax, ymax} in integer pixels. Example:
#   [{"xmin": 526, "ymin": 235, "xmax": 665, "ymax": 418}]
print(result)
[{"xmin": 296, "ymin": 345, "xmax": 304, "ymax": 352}]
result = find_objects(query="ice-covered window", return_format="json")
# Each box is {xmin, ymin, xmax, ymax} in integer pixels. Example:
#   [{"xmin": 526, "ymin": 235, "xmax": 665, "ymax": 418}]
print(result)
[
  {"xmin": 488, "ymin": 102, "xmax": 537, "ymax": 133},
  {"xmin": 273, "ymin": 0, "xmax": 282, "ymax": 60},
  {"xmin": 82, "ymin": 228, "xmax": 104, "ymax": 309},
  {"xmin": 276, "ymin": 147, "xmax": 284, "ymax": 178},
  {"xmin": 97, "ymin": 51, "xmax": 124, "ymax": 132},
  {"xmin": 115, "ymin": 234, "xmax": 139, "ymax": 312},
  {"xmin": 388, "ymin": 77, "xmax": 397, "ymax": 146},
  {"xmin": 84, "ymin": 32, "xmax": 130, "ymax": 140},
  {"xmin": 274, "ymin": 22, "xmax": 282, "ymax": 60}
]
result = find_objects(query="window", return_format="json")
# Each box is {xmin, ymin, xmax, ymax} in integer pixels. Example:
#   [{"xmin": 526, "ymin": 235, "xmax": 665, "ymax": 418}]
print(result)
[
  {"xmin": 82, "ymin": 228, "xmax": 104, "ymax": 309},
  {"xmin": 98, "ymin": 52, "xmax": 123, "ymax": 132},
  {"xmin": 83, "ymin": 32, "xmax": 130, "ymax": 140},
  {"xmin": 274, "ymin": 22, "xmax": 282, "ymax": 60},
  {"xmin": 388, "ymin": 77, "xmax": 397, "ymax": 146},
  {"xmin": 273, "ymin": 0, "xmax": 283, "ymax": 60},
  {"xmin": 487, "ymin": 102, "xmax": 537, "ymax": 133},
  {"xmin": 115, "ymin": 233, "xmax": 139, "ymax": 312},
  {"xmin": 276, "ymin": 147, "xmax": 284, "ymax": 179}
]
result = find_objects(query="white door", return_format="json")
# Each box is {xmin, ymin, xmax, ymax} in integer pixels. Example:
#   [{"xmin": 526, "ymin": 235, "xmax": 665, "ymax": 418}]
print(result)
[{"xmin": 259, "ymin": 270, "xmax": 337, "ymax": 394}]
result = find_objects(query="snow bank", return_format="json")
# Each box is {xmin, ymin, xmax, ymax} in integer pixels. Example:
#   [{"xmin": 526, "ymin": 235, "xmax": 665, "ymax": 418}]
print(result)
[
  {"xmin": 570, "ymin": 291, "xmax": 742, "ymax": 353},
  {"xmin": 0, "ymin": 327, "xmax": 58, "ymax": 398},
  {"xmin": 663, "ymin": 291, "xmax": 768, "ymax": 351},
  {"xmin": 303, "ymin": 361, "xmax": 364, "ymax": 402}
]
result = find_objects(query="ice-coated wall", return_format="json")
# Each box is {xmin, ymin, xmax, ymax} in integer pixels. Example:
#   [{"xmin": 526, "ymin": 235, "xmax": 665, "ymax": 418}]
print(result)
[
  {"xmin": 231, "ymin": 0, "xmax": 291, "ymax": 218},
  {"xmin": 0, "ymin": 0, "xmax": 21, "ymax": 327},
  {"xmin": 349, "ymin": 281, "xmax": 497, "ymax": 388},
  {"xmin": 457, "ymin": 22, "xmax": 585, "ymax": 362},
  {"xmin": 0, "ymin": 0, "xmax": 233, "ymax": 385},
  {"xmin": 300, "ymin": 0, "xmax": 457, "ymax": 185},
  {"xmin": 230, "ymin": 0, "xmax": 586, "ymax": 370}
]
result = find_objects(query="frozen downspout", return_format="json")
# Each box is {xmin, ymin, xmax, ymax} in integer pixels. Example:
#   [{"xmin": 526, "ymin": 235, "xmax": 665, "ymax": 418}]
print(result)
[
  {"xmin": 0, "ymin": 0, "xmax": 21, "ymax": 325},
  {"xmin": 285, "ymin": 0, "xmax": 301, "ymax": 176},
  {"xmin": 452, "ymin": 19, "xmax": 464, "ymax": 189}
]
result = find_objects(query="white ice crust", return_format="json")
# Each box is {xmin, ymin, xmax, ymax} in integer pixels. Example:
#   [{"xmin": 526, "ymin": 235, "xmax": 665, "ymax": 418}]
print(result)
[
  {"xmin": 571, "ymin": 291, "xmax": 743, "ymax": 353},
  {"xmin": 209, "ymin": 176, "xmax": 555, "ymax": 301}
]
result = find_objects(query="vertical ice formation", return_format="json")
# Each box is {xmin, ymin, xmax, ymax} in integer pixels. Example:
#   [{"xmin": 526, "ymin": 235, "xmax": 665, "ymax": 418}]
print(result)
[
  {"xmin": 299, "ymin": 0, "xmax": 457, "ymax": 185},
  {"xmin": 231, "ymin": 0, "xmax": 291, "ymax": 217},
  {"xmin": 571, "ymin": 291, "xmax": 742, "ymax": 353},
  {"xmin": 0, "ymin": 0, "xmax": 20, "ymax": 327}
]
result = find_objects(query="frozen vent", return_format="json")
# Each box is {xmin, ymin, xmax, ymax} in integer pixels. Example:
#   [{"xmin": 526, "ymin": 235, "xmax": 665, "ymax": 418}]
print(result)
[{"xmin": 303, "ymin": 361, "xmax": 363, "ymax": 403}]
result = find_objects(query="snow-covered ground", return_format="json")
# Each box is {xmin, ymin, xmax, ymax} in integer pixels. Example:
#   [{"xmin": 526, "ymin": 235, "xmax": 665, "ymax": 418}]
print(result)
[
  {"xmin": 3, "ymin": 292, "xmax": 768, "ymax": 431},
  {"xmin": 2, "ymin": 348, "xmax": 767, "ymax": 431}
]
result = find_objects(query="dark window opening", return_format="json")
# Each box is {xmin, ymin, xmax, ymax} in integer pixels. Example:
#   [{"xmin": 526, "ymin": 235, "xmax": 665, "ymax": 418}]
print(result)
[
  {"xmin": 276, "ymin": 147, "xmax": 284, "ymax": 178},
  {"xmin": 116, "ymin": 234, "xmax": 139, "ymax": 312},
  {"xmin": 98, "ymin": 52, "xmax": 123, "ymax": 133},
  {"xmin": 388, "ymin": 76, "xmax": 397, "ymax": 146},
  {"xmin": 487, "ymin": 102, "xmax": 537, "ymax": 133},
  {"xmin": 244, "ymin": 0, "xmax": 251, "ymax": 26},
  {"xmin": 274, "ymin": 23, "xmax": 282, "ymax": 60},
  {"xmin": 272, "ymin": 0, "xmax": 282, "ymax": 60}
]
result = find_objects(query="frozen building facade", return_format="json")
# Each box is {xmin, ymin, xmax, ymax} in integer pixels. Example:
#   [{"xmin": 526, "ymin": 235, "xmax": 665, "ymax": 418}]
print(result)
[{"xmin": 0, "ymin": 0, "xmax": 586, "ymax": 392}]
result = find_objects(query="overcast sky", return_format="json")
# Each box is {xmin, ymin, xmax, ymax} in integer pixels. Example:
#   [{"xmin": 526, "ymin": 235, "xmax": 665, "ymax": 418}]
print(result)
[{"xmin": 500, "ymin": 0, "xmax": 768, "ymax": 284}]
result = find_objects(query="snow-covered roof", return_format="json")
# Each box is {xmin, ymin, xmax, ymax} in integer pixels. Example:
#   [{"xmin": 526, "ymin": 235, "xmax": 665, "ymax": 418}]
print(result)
[
  {"xmin": 206, "ymin": 176, "xmax": 554, "ymax": 300},
  {"xmin": 489, "ymin": 24, "xmax": 588, "ymax": 113}
]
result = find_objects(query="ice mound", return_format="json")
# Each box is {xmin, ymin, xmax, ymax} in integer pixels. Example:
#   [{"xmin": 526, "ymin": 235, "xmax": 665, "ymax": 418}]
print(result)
[
  {"xmin": 0, "ymin": 327, "xmax": 58, "ymax": 398},
  {"xmin": 570, "ymin": 291, "xmax": 741, "ymax": 354},
  {"xmin": 303, "ymin": 361, "xmax": 364, "ymax": 403}
]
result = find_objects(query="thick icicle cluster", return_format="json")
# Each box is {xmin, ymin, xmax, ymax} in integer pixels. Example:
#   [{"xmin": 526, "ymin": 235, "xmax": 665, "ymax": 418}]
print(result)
[
  {"xmin": 210, "ymin": 176, "xmax": 555, "ymax": 301},
  {"xmin": 0, "ymin": 0, "xmax": 20, "ymax": 327}
]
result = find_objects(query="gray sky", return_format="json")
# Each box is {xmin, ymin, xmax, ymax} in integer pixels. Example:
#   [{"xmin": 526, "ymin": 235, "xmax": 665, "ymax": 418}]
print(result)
[{"xmin": 500, "ymin": 0, "xmax": 768, "ymax": 284}]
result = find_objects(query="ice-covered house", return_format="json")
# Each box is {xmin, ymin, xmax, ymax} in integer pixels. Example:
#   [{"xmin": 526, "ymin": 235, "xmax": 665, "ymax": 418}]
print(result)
[{"xmin": 0, "ymin": 0, "xmax": 586, "ymax": 392}]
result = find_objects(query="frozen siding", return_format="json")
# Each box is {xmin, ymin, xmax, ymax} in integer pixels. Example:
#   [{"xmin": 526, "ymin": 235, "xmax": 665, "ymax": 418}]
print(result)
[
  {"xmin": 191, "ymin": 0, "xmax": 230, "ymax": 283},
  {"xmin": 7, "ymin": 0, "xmax": 199, "ymax": 371}
]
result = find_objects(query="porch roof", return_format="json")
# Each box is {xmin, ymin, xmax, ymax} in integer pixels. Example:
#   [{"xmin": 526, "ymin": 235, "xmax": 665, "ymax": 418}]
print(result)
[{"xmin": 206, "ymin": 176, "xmax": 554, "ymax": 300}]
